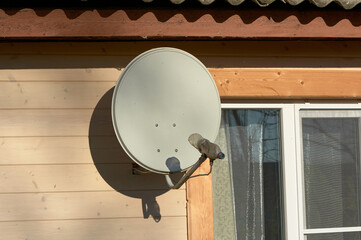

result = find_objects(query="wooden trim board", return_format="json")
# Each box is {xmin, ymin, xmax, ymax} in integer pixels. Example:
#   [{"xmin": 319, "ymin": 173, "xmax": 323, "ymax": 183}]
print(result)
[
  {"xmin": 2, "ymin": 41, "xmax": 361, "ymax": 57},
  {"xmin": 186, "ymin": 159, "xmax": 214, "ymax": 240},
  {"xmin": 2, "ymin": 8, "xmax": 361, "ymax": 39},
  {"xmin": 212, "ymin": 68, "xmax": 361, "ymax": 100}
]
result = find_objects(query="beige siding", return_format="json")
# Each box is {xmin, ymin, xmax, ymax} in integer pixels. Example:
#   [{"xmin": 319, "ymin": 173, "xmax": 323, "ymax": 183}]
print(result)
[
  {"xmin": 0, "ymin": 191, "xmax": 185, "ymax": 221},
  {"xmin": 4, "ymin": 40, "xmax": 361, "ymax": 240},
  {"xmin": 0, "ymin": 218, "xmax": 186, "ymax": 240},
  {"xmin": 0, "ymin": 47, "xmax": 187, "ymax": 240},
  {"xmin": 0, "ymin": 137, "xmax": 131, "ymax": 165}
]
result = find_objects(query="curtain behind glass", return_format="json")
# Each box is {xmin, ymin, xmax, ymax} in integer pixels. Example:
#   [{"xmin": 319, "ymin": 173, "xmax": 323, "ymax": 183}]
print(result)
[
  {"xmin": 302, "ymin": 117, "xmax": 361, "ymax": 230},
  {"xmin": 213, "ymin": 116, "xmax": 237, "ymax": 240},
  {"xmin": 214, "ymin": 109, "xmax": 282, "ymax": 240}
]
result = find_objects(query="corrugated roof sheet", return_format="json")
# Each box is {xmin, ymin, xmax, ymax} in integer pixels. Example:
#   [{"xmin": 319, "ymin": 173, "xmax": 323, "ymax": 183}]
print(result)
[{"xmin": 144, "ymin": 0, "xmax": 360, "ymax": 9}]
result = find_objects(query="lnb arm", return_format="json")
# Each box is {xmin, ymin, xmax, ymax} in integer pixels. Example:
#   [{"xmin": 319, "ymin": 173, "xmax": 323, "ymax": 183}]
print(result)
[{"xmin": 165, "ymin": 133, "xmax": 225, "ymax": 189}]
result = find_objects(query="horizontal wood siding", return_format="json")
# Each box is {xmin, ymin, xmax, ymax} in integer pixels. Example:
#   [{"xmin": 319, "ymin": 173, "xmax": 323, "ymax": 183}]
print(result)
[
  {"xmin": 1, "ymin": 69, "xmax": 361, "ymax": 106},
  {"xmin": 1, "ymin": 41, "xmax": 361, "ymax": 240},
  {"xmin": 0, "ymin": 43, "xmax": 189, "ymax": 240},
  {"xmin": 0, "ymin": 137, "xmax": 130, "ymax": 165},
  {"xmin": 0, "ymin": 218, "xmax": 186, "ymax": 240},
  {"xmin": 0, "ymin": 191, "xmax": 185, "ymax": 221},
  {"xmin": 0, "ymin": 165, "xmax": 184, "ymax": 193},
  {"xmin": 1, "ymin": 41, "xmax": 361, "ymax": 57}
]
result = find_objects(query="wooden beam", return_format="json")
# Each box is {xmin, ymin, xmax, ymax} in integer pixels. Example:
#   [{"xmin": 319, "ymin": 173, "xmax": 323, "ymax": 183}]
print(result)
[
  {"xmin": 186, "ymin": 159, "xmax": 214, "ymax": 240},
  {"xmin": 2, "ymin": 41, "xmax": 361, "ymax": 58},
  {"xmin": 212, "ymin": 68, "xmax": 361, "ymax": 100},
  {"xmin": 1, "ymin": 8, "xmax": 361, "ymax": 39}
]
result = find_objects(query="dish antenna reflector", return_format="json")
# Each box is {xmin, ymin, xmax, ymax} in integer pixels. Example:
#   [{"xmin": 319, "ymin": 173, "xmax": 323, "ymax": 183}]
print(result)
[{"xmin": 112, "ymin": 48, "xmax": 223, "ymax": 188}]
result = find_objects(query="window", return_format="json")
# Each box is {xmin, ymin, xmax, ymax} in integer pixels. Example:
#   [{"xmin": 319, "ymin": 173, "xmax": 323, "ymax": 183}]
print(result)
[
  {"xmin": 213, "ymin": 104, "xmax": 361, "ymax": 240},
  {"xmin": 299, "ymin": 109, "xmax": 361, "ymax": 240}
]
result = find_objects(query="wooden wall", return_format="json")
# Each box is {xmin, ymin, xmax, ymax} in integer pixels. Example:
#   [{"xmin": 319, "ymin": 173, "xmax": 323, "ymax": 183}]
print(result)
[
  {"xmin": 0, "ymin": 46, "xmax": 188, "ymax": 240},
  {"xmin": 1, "ymin": 41, "xmax": 361, "ymax": 240}
]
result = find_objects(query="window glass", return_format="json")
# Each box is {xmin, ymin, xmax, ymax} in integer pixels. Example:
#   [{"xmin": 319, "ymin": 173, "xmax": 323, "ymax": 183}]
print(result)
[
  {"xmin": 301, "ymin": 112, "xmax": 361, "ymax": 229},
  {"xmin": 214, "ymin": 109, "xmax": 283, "ymax": 240}
]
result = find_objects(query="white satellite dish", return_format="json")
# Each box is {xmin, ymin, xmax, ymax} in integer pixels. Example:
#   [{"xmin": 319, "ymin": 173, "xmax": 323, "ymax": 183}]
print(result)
[{"xmin": 112, "ymin": 48, "xmax": 221, "ymax": 181}]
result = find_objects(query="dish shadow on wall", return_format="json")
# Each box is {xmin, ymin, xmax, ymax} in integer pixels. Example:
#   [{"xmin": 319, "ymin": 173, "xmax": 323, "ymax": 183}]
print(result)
[{"xmin": 88, "ymin": 87, "xmax": 184, "ymax": 222}]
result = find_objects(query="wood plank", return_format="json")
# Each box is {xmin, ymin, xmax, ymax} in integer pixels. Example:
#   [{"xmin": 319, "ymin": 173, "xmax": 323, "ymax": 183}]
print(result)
[
  {"xmin": 0, "ymin": 217, "xmax": 187, "ymax": 240},
  {"xmin": 0, "ymin": 137, "xmax": 132, "ymax": 165},
  {"xmin": 186, "ymin": 159, "xmax": 214, "ymax": 240},
  {"xmin": 0, "ymin": 82, "xmax": 115, "ymax": 109},
  {"xmin": 0, "ymin": 55, "xmax": 134, "ymax": 69},
  {"xmin": 212, "ymin": 68, "xmax": 361, "ymax": 99},
  {"xmin": 0, "ymin": 68, "xmax": 121, "ymax": 81},
  {"xmin": 1, "ymin": 8, "xmax": 361, "ymax": 39},
  {"xmin": 0, "ymin": 190, "xmax": 186, "ymax": 221},
  {"xmin": 0, "ymin": 109, "xmax": 113, "ymax": 137},
  {"xmin": 1, "ymin": 68, "xmax": 361, "ymax": 110},
  {"xmin": 2, "ymin": 41, "xmax": 361, "ymax": 57},
  {"xmin": 3, "ymin": 55, "xmax": 361, "ymax": 69},
  {"xmin": 2, "ymin": 67, "xmax": 361, "ymax": 83},
  {"xmin": 0, "ymin": 164, "xmax": 184, "ymax": 193}
]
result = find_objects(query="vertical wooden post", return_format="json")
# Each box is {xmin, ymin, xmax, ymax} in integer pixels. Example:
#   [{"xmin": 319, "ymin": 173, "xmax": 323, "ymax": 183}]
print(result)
[{"xmin": 186, "ymin": 159, "xmax": 214, "ymax": 240}]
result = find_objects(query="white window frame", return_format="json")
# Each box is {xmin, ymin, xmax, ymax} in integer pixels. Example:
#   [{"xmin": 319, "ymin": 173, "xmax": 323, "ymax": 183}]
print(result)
[
  {"xmin": 221, "ymin": 102, "xmax": 361, "ymax": 240},
  {"xmin": 295, "ymin": 103, "xmax": 361, "ymax": 239}
]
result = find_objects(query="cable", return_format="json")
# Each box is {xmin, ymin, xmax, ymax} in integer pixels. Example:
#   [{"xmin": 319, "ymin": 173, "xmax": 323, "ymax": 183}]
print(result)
[{"xmin": 189, "ymin": 159, "xmax": 214, "ymax": 178}]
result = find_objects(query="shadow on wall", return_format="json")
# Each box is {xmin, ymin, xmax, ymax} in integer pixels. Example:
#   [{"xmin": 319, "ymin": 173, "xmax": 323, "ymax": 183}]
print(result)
[{"xmin": 88, "ymin": 87, "xmax": 183, "ymax": 222}]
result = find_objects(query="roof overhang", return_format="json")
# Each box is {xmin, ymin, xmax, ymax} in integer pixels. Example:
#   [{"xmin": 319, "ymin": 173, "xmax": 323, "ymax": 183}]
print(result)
[
  {"xmin": 148, "ymin": 0, "xmax": 360, "ymax": 9},
  {"xmin": 1, "ymin": 1, "xmax": 361, "ymax": 40}
]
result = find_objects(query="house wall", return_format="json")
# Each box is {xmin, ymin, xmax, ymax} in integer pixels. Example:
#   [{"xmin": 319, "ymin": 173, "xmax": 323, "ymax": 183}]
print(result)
[
  {"xmin": 0, "ymin": 42, "xmax": 189, "ymax": 240},
  {"xmin": 0, "ymin": 41, "xmax": 361, "ymax": 240}
]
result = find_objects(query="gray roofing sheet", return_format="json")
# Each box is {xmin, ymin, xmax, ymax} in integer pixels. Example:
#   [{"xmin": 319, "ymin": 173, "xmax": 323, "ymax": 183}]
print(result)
[{"xmin": 144, "ymin": 0, "xmax": 360, "ymax": 9}]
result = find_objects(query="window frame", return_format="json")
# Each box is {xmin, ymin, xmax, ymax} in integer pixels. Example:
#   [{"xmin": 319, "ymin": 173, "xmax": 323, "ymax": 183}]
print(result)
[
  {"xmin": 221, "ymin": 102, "xmax": 361, "ymax": 240},
  {"xmin": 222, "ymin": 103, "xmax": 299, "ymax": 240},
  {"xmin": 295, "ymin": 103, "xmax": 361, "ymax": 239}
]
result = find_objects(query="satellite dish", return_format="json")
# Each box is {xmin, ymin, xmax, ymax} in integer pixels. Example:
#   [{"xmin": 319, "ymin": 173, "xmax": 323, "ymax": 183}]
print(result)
[{"xmin": 111, "ymin": 48, "xmax": 221, "ymax": 175}]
